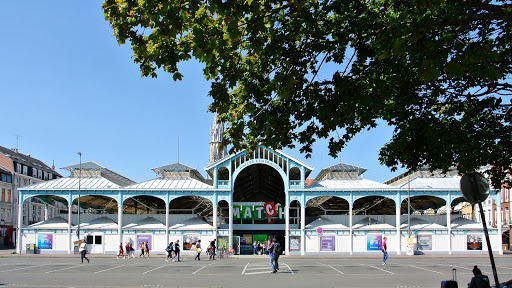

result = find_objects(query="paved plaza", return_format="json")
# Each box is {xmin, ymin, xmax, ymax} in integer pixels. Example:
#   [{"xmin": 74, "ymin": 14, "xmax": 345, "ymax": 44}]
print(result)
[{"xmin": 0, "ymin": 253, "xmax": 511, "ymax": 288}]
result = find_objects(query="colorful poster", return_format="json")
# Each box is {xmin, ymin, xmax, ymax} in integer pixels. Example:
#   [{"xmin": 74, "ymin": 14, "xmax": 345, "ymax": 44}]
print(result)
[
  {"xmin": 136, "ymin": 234, "xmax": 152, "ymax": 250},
  {"xmin": 467, "ymin": 234, "xmax": 483, "ymax": 250},
  {"xmin": 320, "ymin": 235, "xmax": 335, "ymax": 251},
  {"xmin": 37, "ymin": 234, "xmax": 53, "ymax": 249},
  {"xmin": 366, "ymin": 235, "xmax": 382, "ymax": 251},
  {"xmin": 253, "ymin": 234, "xmax": 267, "ymax": 243},
  {"xmin": 290, "ymin": 236, "xmax": 300, "ymax": 251},
  {"xmin": 417, "ymin": 235, "xmax": 432, "ymax": 250},
  {"xmin": 183, "ymin": 234, "xmax": 200, "ymax": 250},
  {"xmin": 218, "ymin": 236, "xmax": 228, "ymax": 250},
  {"xmin": 240, "ymin": 234, "xmax": 253, "ymax": 245}
]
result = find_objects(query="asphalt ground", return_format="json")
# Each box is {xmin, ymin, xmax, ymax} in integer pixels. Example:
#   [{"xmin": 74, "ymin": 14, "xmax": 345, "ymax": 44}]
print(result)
[{"xmin": 0, "ymin": 253, "xmax": 511, "ymax": 288}]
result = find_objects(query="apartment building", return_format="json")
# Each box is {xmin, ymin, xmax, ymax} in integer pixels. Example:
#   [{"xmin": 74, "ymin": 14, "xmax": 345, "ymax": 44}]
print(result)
[{"xmin": 0, "ymin": 146, "xmax": 62, "ymax": 248}]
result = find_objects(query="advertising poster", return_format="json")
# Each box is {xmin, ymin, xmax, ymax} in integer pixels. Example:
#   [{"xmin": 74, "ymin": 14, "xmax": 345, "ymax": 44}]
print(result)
[
  {"xmin": 37, "ymin": 234, "xmax": 53, "ymax": 249},
  {"xmin": 183, "ymin": 234, "xmax": 200, "ymax": 250},
  {"xmin": 417, "ymin": 235, "xmax": 432, "ymax": 250},
  {"xmin": 240, "ymin": 234, "xmax": 253, "ymax": 245},
  {"xmin": 253, "ymin": 234, "xmax": 267, "ymax": 244},
  {"xmin": 218, "ymin": 236, "xmax": 228, "ymax": 250},
  {"xmin": 290, "ymin": 236, "xmax": 300, "ymax": 251},
  {"xmin": 136, "ymin": 234, "xmax": 152, "ymax": 250},
  {"xmin": 320, "ymin": 235, "xmax": 335, "ymax": 251},
  {"xmin": 467, "ymin": 234, "xmax": 483, "ymax": 250},
  {"xmin": 366, "ymin": 235, "xmax": 382, "ymax": 251}
]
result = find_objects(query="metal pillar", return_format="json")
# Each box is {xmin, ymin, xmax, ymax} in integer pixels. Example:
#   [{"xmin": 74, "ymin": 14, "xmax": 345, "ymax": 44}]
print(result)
[
  {"xmin": 213, "ymin": 205, "xmax": 218, "ymax": 241},
  {"xmin": 228, "ymin": 205, "xmax": 233, "ymax": 250},
  {"xmin": 117, "ymin": 203, "xmax": 123, "ymax": 246},
  {"xmin": 300, "ymin": 205, "xmax": 305, "ymax": 256},
  {"xmin": 396, "ymin": 204, "xmax": 401, "ymax": 255},
  {"xmin": 16, "ymin": 202, "xmax": 22, "ymax": 254},
  {"xmin": 68, "ymin": 204, "xmax": 72, "ymax": 254}
]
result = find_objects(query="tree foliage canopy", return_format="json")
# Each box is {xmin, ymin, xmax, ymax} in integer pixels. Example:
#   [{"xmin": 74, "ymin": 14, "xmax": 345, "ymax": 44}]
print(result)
[{"xmin": 103, "ymin": 0, "xmax": 512, "ymax": 188}]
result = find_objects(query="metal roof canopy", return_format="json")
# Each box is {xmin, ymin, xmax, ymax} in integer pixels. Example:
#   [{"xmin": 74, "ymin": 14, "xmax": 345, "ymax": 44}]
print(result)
[{"xmin": 61, "ymin": 161, "xmax": 135, "ymax": 186}]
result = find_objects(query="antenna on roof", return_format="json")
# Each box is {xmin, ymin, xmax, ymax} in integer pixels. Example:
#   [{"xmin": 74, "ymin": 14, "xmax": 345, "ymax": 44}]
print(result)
[{"xmin": 13, "ymin": 134, "xmax": 22, "ymax": 151}]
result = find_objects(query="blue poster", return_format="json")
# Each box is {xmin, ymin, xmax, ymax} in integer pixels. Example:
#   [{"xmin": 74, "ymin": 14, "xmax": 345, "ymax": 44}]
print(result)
[
  {"xmin": 366, "ymin": 235, "xmax": 382, "ymax": 251},
  {"xmin": 37, "ymin": 234, "xmax": 53, "ymax": 249}
]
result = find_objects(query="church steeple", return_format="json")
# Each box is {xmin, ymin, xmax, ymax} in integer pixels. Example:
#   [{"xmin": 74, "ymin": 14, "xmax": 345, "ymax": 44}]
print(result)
[{"xmin": 209, "ymin": 112, "xmax": 228, "ymax": 164}]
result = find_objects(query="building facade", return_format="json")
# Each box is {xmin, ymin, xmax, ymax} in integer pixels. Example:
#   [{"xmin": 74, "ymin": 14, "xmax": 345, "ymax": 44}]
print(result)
[{"xmin": 0, "ymin": 146, "xmax": 62, "ymax": 248}]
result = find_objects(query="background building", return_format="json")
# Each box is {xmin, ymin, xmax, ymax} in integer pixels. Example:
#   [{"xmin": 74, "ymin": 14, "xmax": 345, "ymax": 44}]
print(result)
[{"xmin": 0, "ymin": 146, "xmax": 62, "ymax": 248}]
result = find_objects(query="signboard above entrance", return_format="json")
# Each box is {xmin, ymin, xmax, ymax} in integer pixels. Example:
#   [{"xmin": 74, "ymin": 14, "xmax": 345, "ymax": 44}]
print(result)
[{"xmin": 232, "ymin": 202, "xmax": 285, "ymax": 221}]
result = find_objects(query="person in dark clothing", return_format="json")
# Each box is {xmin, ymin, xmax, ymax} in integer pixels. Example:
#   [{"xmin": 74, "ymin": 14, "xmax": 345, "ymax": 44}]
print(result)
[
  {"xmin": 209, "ymin": 239, "xmax": 216, "ymax": 260},
  {"xmin": 468, "ymin": 265, "xmax": 491, "ymax": 288},
  {"xmin": 165, "ymin": 241, "xmax": 174, "ymax": 262},
  {"xmin": 173, "ymin": 240, "xmax": 181, "ymax": 262},
  {"xmin": 271, "ymin": 238, "xmax": 280, "ymax": 272},
  {"xmin": 195, "ymin": 240, "xmax": 202, "ymax": 261}
]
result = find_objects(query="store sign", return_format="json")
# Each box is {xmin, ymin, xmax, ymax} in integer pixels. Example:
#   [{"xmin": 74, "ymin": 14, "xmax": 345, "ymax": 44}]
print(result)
[{"xmin": 232, "ymin": 202, "xmax": 285, "ymax": 221}]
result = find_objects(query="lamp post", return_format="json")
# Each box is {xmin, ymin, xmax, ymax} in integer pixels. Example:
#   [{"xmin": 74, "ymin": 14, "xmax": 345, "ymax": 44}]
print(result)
[{"xmin": 77, "ymin": 152, "xmax": 82, "ymax": 241}]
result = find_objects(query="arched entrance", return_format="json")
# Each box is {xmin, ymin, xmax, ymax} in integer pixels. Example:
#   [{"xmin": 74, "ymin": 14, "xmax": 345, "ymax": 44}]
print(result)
[{"xmin": 232, "ymin": 163, "xmax": 286, "ymax": 254}]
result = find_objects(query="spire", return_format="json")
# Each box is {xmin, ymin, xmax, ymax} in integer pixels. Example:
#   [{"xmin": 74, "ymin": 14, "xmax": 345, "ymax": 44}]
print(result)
[{"xmin": 209, "ymin": 112, "xmax": 228, "ymax": 164}]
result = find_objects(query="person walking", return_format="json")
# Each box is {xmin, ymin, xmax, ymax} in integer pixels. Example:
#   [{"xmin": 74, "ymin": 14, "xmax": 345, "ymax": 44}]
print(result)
[
  {"xmin": 173, "ymin": 240, "xmax": 181, "ymax": 262},
  {"xmin": 145, "ymin": 241, "xmax": 150, "ymax": 258},
  {"xmin": 195, "ymin": 240, "xmax": 202, "ymax": 261},
  {"xmin": 468, "ymin": 265, "xmax": 491, "ymax": 288},
  {"xmin": 129, "ymin": 242, "xmax": 135, "ymax": 258},
  {"xmin": 253, "ymin": 241, "xmax": 257, "ymax": 255},
  {"xmin": 79, "ymin": 241, "xmax": 89, "ymax": 264},
  {"xmin": 271, "ymin": 238, "xmax": 281, "ymax": 272},
  {"xmin": 125, "ymin": 242, "xmax": 130, "ymax": 259},
  {"xmin": 382, "ymin": 237, "xmax": 388, "ymax": 265},
  {"xmin": 139, "ymin": 242, "xmax": 145, "ymax": 258},
  {"xmin": 268, "ymin": 239, "xmax": 276, "ymax": 273},
  {"xmin": 117, "ymin": 242, "xmax": 125, "ymax": 259},
  {"xmin": 209, "ymin": 239, "xmax": 216, "ymax": 260},
  {"xmin": 165, "ymin": 241, "xmax": 174, "ymax": 262}
]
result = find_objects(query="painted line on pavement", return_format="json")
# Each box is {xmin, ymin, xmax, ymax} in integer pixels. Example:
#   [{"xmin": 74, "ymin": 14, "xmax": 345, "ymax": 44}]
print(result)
[
  {"xmin": 409, "ymin": 265, "xmax": 443, "ymax": 274},
  {"xmin": 93, "ymin": 265, "xmax": 124, "ymax": 274},
  {"xmin": 316, "ymin": 262, "xmax": 343, "ymax": 274},
  {"xmin": 192, "ymin": 262, "xmax": 215, "ymax": 275},
  {"xmin": 242, "ymin": 262, "xmax": 250, "ymax": 275},
  {"xmin": 366, "ymin": 264, "xmax": 395, "ymax": 274},
  {"xmin": 283, "ymin": 263, "xmax": 295, "ymax": 275},
  {"xmin": 45, "ymin": 265, "xmax": 82, "ymax": 274},
  {"xmin": 0, "ymin": 265, "xmax": 40, "ymax": 273},
  {"xmin": 142, "ymin": 265, "xmax": 167, "ymax": 274}
]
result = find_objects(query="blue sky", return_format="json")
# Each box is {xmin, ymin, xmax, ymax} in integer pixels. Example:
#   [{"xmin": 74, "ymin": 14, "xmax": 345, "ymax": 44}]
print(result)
[{"xmin": 0, "ymin": 1, "xmax": 405, "ymax": 183}]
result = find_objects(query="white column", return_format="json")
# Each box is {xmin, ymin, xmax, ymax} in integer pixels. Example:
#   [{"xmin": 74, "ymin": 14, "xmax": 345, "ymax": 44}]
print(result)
[
  {"xmin": 447, "ymin": 197, "xmax": 452, "ymax": 255},
  {"xmin": 396, "ymin": 204, "xmax": 401, "ymax": 255},
  {"xmin": 44, "ymin": 203, "xmax": 49, "ymax": 221},
  {"xmin": 300, "ymin": 205, "xmax": 305, "ymax": 256},
  {"xmin": 68, "ymin": 204, "xmax": 72, "ymax": 254},
  {"xmin": 165, "ymin": 201, "xmax": 169, "ymax": 245},
  {"xmin": 285, "ymin": 204, "xmax": 290, "ymax": 255},
  {"xmin": 349, "ymin": 202, "xmax": 353, "ymax": 255},
  {"xmin": 228, "ymin": 205, "xmax": 233, "ymax": 250},
  {"xmin": 213, "ymin": 205, "xmax": 218, "ymax": 241},
  {"xmin": 118, "ymin": 203, "xmax": 123, "ymax": 246},
  {"xmin": 496, "ymin": 193, "xmax": 503, "ymax": 255},
  {"xmin": 16, "ymin": 202, "xmax": 22, "ymax": 254}
]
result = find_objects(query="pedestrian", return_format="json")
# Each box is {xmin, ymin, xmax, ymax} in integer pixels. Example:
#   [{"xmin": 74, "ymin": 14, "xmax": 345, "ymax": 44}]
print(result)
[
  {"xmin": 195, "ymin": 240, "xmax": 202, "ymax": 261},
  {"xmin": 165, "ymin": 241, "xmax": 174, "ymax": 262},
  {"xmin": 271, "ymin": 238, "xmax": 281, "ymax": 272},
  {"xmin": 145, "ymin": 241, "xmax": 150, "ymax": 258},
  {"xmin": 263, "ymin": 240, "xmax": 267, "ymax": 255},
  {"xmin": 79, "ymin": 240, "xmax": 89, "ymax": 264},
  {"xmin": 382, "ymin": 237, "xmax": 388, "ymax": 265},
  {"xmin": 125, "ymin": 242, "xmax": 130, "ymax": 258},
  {"xmin": 117, "ymin": 242, "xmax": 125, "ymax": 259},
  {"xmin": 253, "ymin": 241, "xmax": 257, "ymax": 255},
  {"xmin": 139, "ymin": 242, "xmax": 145, "ymax": 258},
  {"xmin": 173, "ymin": 240, "xmax": 181, "ymax": 262},
  {"xmin": 129, "ymin": 242, "xmax": 135, "ymax": 258},
  {"xmin": 468, "ymin": 265, "xmax": 491, "ymax": 288},
  {"xmin": 268, "ymin": 238, "xmax": 276, "ymax": 273},
  {"xmin": 209, "ymin": 239, "xmax": 216, "ymax": 260}
]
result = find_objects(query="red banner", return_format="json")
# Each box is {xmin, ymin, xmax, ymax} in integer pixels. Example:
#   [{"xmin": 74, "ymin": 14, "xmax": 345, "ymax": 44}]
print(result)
[{"xmin": 263, "ymin": 202, "xmax": 277, "ymax": 217}]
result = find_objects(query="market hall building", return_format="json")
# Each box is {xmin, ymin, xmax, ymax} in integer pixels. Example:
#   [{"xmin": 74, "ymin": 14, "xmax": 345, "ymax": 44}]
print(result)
[{"xmin": 16, "ymin": 116, "xmax": 504, "ymax": 256}]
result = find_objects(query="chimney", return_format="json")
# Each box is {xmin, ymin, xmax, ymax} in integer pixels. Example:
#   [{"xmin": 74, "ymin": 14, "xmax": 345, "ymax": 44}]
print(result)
[
  {"xmin": 11, "ymin": 148, "xmax": 18, "ymax": 153},
  {"xmin": 52, "ymin": 160, "xmax": 55, "ymax": 171}
]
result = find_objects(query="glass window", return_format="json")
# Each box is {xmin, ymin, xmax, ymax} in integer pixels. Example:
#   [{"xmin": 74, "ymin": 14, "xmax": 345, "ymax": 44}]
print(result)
[
  {"xmin": 6, "ymin": 209, "xmax": 10, "ymax": 222},
  {"xmin": 95, "ymin": 235, "xmax": 102, "ymax": 244},
  {"xmin": 505, "ymin": 189, "xmax": 509, "ymax": 202},
  {"xmin": 7, "ymin": 190, "xmax": 10, "ymax": 202},
  {"xmin": 22, "ymin": 166, "xmax": 27, "ymax": 175},
  {"xmin": 1, "ymin": 209, "xmax": 4, "ymax": 221},
  {"xmin": 86, "ymin": 235, "xmax": 93, "ymax": 244},
  {"xmin": 1, "ymin": 188, "xmax": 4, "ymax": 202}
]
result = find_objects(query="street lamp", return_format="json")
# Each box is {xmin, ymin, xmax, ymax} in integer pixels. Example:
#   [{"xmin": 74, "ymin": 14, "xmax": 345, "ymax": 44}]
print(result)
[{"xmin": 76, "ymin": 152, "xmax": 82, "ymax": 240}]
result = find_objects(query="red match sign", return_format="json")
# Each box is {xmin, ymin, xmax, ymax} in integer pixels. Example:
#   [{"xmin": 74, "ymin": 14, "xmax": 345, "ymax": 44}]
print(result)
[{"xmin": 264, "ymin": 202, "xmax": 277, "ymax": 217}]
